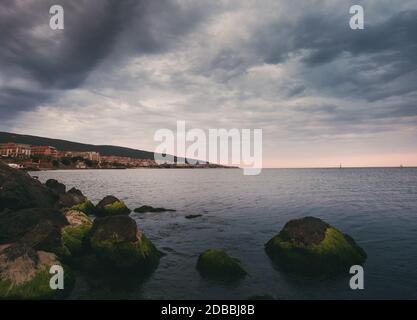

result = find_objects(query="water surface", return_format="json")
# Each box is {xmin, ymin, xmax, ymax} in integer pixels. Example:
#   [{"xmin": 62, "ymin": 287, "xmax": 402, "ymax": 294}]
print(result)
[{"xmin": 32, "ymin": 168, "xmax": 417, "ymax": 299}]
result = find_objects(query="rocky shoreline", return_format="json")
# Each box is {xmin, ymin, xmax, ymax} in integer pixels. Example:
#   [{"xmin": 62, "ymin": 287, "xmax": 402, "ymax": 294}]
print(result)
[{"xmin": 0, "ymin": 161, "xmax": 367, "ymax": 299}]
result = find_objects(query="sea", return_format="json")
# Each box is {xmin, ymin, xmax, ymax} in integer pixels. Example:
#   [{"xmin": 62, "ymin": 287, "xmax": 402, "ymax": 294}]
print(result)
[{"xmin": 30, "ymin": 168, "xmax": 417, "ymax": 299}]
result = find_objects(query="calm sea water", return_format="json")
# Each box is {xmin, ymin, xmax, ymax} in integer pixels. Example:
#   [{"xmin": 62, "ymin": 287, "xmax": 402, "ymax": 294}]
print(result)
[{"xmin": 31, "ymin": 168, "xmax": 417, "ymax": 299}]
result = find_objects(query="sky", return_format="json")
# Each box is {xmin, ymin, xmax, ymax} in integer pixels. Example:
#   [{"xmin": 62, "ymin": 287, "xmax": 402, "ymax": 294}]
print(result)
[{"xmin": 0, "ymin": 0, "xmax": 417, "ymax": 168}]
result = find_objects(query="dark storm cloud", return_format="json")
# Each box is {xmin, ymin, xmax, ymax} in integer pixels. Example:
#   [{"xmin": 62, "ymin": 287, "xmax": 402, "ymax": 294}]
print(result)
[
  {"xmin": 256, "ymin": 8, "xmax": 417, "ymax": 102},
  {"xmin": 0, "ymin": 0, "xmax": 209, "ymax": 119},
  {"xmin": 0, "ymin": 0, "xmax": 137, "ymax": 116}
]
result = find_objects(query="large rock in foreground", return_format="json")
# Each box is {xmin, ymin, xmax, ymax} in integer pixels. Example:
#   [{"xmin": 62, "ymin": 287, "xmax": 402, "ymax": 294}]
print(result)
[
  {"xmin": 0, "ymin": 162, "xmax": 57, "ymax": 211},
  {"xmin": 95, "ymin": 195, "xmax": 131, "ymax": 217},
  {"xmin": 87, "ymin": 215, "xmax": 160, "ymax": 272},
  {"xmin": 196, "ymin": 249, "xmax": 247, "ymax": 281},
  {"xmin": 0, "ymin": 243, "xmax": 74, "ymax": 299},
  {"xmin": 0, "ymin": 208, "xmax": 68, "ymax": 255},
  {"xmin": 265, "ymin": 217, "xmax": 366, "ymax": 275}
]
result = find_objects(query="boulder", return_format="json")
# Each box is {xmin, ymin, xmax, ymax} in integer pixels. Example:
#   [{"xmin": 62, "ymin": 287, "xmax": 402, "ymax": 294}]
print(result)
[
  {"xmin": 61, "ymin": 210, "xmax": 93, "ymax": 256},
  {"xmin": 0, "ymin": 161, "xmax": 58, "ymax": 211},
  {"xmin": 265, "ymin": 216, "xmax": 367, "ymax": 275},
  {"xmin": 21, "ymin": 220, "xmax": 66, "ymax": 255},
  {"xmin": 0, "ymin": 243, "xmax": 74, "ymax": 299},
  {"xmin": 134, "ymin": 205, "xmax": 176, "ymax": 213},
  {"xmin": 96, "ymin": 195, "xmax": 131, "ymax": 216},
  {"xmin": 87, "ymin": 215, "xmax": 160, "ymax": 272},
  {"xmin": 45, "ymin": 179, "xmax": 66, "ymax": 195},
  {"xmin": 0, "ymin": 208, "xmax": 68, "ymax": 249},
  {"xmin": 58, "ymin": 187, "xmax": 85, "ymax": 207},
  {"xmin": 58, "ymin": 188, "xmax": 95, "ymax": 215},
  {"xmin": 196, "ymin": 249, "xmax": 246, "ymax": 281}
]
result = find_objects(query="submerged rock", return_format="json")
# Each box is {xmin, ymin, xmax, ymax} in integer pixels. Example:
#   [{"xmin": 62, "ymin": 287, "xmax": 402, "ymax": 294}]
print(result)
[
  {"xmin": 61, "ymin": 210, "xmax": 93, "ymax": 256},
  {"xmin": 196, "ymin": 249, "xmax": 246, "ymax": 281},
  {"xmin": 96, "ymin": 195, "xmax": 131, "ymax": 216},
  {"xmin": 0, "ymin": 162, "xmax": 57, "ymax": 211},
  {"xmin": 265, "ymin": 216, "xmax": 367, "ymax": 275},
  {"xmin": 134, "ymin": 205, "xmax": 176, "ymax": 213},
  {"xmin": 185, "ymin": 214, "xmax": 202, "ymax": 219},
  {"xmin": 0, "ymin": 243, "xmax": 74, "ymax": 299},
  {"xmin": 87, "ymin": 215, "xmax": 160, "ymax": 272}
]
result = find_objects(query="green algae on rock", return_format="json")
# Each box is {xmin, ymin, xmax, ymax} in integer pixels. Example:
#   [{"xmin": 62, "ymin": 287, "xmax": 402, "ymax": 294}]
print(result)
[
  {"xmin": 95, "ymin": 195, "xmax": 131, "ymax": 217},
  {"xmin": 265, "ymin": 216, "xmax": 367, "ymax": 275},
  {"xmin": 87, "ymin": 215, "xmax": 160, "ymax": 272},
  {"xmin": 71, "ymin": 200, "xmax": 96, "ymax": 216},
  {"xmin": 196, "ymin": 249, "xmax": 246, "ymax": 281},
  {"xmin": 0, "ymin": 243, "xmax": 74, "ymax": 299},
  {"xmin": 61, "ymin": 210, "xmax": 93, "ymax": 256}
]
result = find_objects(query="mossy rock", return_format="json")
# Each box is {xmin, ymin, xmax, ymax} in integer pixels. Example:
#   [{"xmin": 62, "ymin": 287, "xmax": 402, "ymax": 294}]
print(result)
[
  {"xmin": 0, "ymin": 243, "xmax": 74, "ymax": 299},
  {"xmin": 265, "ymin": 216, "xmax": 367, "ymax": 275},
  {"xmin": 71, "ymin": 200, "xmax": 96, "ymax": 216},
  {"xmin": 88, "ymin": 215, "xmax": 160, "ymax": 272},
  {"xmin": 96, "ymin": 196, "xmax": 131, "ymax": 217},
  {"xmin": 61, "ymin": 210, "xmax": 93, "ymax": 256},
  {"xmin": 196, "ymin": 249, "xmax": 247, "ymax": 281}
]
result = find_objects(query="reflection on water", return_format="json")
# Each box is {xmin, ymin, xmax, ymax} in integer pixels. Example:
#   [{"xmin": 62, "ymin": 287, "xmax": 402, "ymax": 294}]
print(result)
[{"xmin": 31, "ymin": 168, "xmax": 417, "ymax": 299}]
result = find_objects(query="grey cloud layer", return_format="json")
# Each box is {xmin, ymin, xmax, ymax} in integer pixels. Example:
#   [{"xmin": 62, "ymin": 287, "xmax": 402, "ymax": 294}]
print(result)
[
  {"xmin": 0, "ymin": 0, "xmax": 416, "ymax": 160},
  {"xmin": 0, "ymin": 0, "xmax": 211, "ymax": 118}
]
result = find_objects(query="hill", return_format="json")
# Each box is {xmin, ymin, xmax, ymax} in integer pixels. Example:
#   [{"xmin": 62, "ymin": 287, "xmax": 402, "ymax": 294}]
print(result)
[{"xmin": 0, "ymin": 131, "xmax": 156, "ymax": 160}]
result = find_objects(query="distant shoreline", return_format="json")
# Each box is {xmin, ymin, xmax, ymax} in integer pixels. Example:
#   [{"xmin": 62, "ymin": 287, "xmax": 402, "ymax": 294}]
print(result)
[
  {"xmin": 27, "ymin": 166, "xmax": 240, "ymax": 172},
  {"xmin": 25, "ymin": 166, "xmax": 417, "ymax": 172}
]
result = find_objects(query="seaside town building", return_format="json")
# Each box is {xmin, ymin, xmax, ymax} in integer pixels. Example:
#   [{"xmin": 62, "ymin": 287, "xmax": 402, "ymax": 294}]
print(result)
[
  {"xmin": 30, "ymin": 145, "xmax": 58, "ymax": 158},
  {"xmin": 0, "ymin": 142, "xmax": 31, "ymax": 158},
  {"xmin": 58, "ymin": 151, "xmax": 101, "ymax": 162},
  {"xmin": 100, "ymin": 155, "xmax": 157, "ymax": 167}
]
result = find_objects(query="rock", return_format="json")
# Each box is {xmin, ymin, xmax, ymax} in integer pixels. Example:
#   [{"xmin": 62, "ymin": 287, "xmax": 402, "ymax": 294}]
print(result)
[
  {"xmin": 61, "ymin": 210, "xmax": 93, "ymax": 256},
  {"xmin": 58, "ymin": 188, "xmax": 85, "ymax": 207},
  {"xmin": 265, "ymin": 216, "xmax": 367, "ymax": 275},
  {"xmin": 0, "ymin": 243, "xmax": 74, "ymax": 299},
  {"xmin": 0, "ymin": 161, "xmax": 58, "ymax": 211},
  {"xmin": 196, "ymin": 249, "xmax": 246, "ymax": 281},
  {"xmin": 45, "ymin": 179, "xmax": 66, "ymax": 195},
  {"xmin": 96, "ymin": 195, "xmax": 131, "ymax": 216},
  {"xmin": 58, "ymin": 188, "xmax": 95, "ymax": 215},
  {"xmin": 0, "ymin": 208, "xmax": 68, "ymax": 249},
  {"xmin": 87, "ymin": 215, "xmax": 160, "ymax": 272},
  {"xmin": 134, "ymin": 205, "xmax": 176, "ymax": 213},
  {"xmin": 185, "ymin": 214, "xmax": 202, "ymax": 219},
  {"xmin": 21, "ymin": 220, "xmax": 67, "ymax": 255},
  {"xmin": 71, "ymin": 199, "xmax": 96, "ymax": 216}
]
